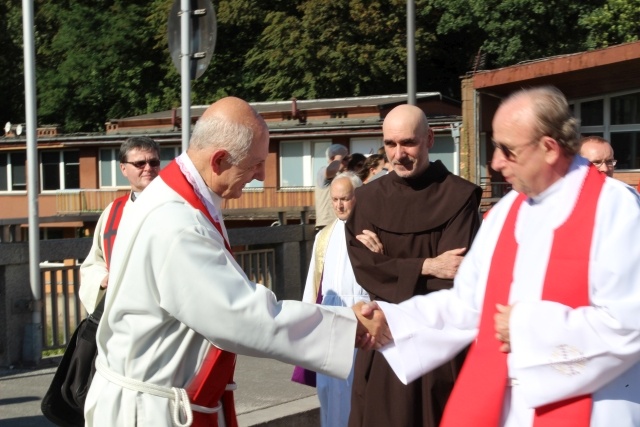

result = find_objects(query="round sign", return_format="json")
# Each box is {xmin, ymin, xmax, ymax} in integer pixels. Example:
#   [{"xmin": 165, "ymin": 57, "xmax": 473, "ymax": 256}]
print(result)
[{"xmin": 167, "ymin": 0, "xmax": 217, "ymax": 80}]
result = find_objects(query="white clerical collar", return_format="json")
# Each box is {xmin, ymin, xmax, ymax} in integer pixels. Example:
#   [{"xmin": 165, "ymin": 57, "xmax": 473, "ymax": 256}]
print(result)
[
  {"xmin": 175, "ymin": 152, "xmax": 223, "ymax": 223},
  {"xmin": 528, "ymin": 155, "xmax": 587, "ymax": 205}
]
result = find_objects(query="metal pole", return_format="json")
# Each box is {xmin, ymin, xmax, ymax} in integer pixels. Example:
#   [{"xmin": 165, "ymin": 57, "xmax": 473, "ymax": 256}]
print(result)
[
  {"xmin": 22, "ymin": 0, "xmax": 42, "ymax": 364},
  {"xmin": 406, "ymin": 0, "xmax": 416, "ymax": 105},
  {"xmin": 451, "ymin": 123, "xmax": 461, "ymax": 176},
  {"xmin": 181, "ymin": 0, "xmax": 191, "ymax": 152}
]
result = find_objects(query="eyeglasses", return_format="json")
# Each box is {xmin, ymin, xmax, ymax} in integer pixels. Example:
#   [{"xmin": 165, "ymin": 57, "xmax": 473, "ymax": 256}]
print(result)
[
  {"xmin": 123, "ymin": 159, "xmax": 161, "ymax": 169},
  {"xmin": 491, "ymin": 138, "xmax": 539, "ymax": 162},
  {"xmin": 591, "ymin": 159, "xmax": 617, "ymax": 168}
]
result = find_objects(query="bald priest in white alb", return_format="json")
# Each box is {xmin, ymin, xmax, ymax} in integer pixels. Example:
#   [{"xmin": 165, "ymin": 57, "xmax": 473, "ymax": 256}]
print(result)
[{"xmin": 84, "ymin": 97, "xmax": 387, "ymax": 427}]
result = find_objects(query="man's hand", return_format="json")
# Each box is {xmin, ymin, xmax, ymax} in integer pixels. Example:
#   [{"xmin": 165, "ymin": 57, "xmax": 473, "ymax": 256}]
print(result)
[
  {"xmin": 352, "ymin": 301, "xmax": 392, "ymax": 350},
  {"xmin": 326, "ymin": 156, "xmax": 346, "ymax": 179},
  {"xmin": 421, "ymin": 248, "xmax": 466, "ymax": 279},
  {"xmin": 356, "ymin": 230, "xmax": 384, "ymax": 254},
  {"xmin": 99, "ymin": 274, "xmax": 109, "ymax": 290},
  {"xmin": 494, "ymin": 303, "xmax": 512, "ymax": 353}
]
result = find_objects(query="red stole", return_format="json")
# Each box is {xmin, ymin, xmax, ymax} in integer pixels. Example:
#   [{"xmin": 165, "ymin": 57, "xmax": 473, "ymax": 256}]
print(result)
[
  {"xmin": 102, "ymin": 194, "xmax": 129, "ymax": 268},
  {"xmin": 159, "ymin": 160, "xmax": 238, "ymax": 427},
  {"xmin": 441, "ymin": 166, "xmax": 604, "ymax": 427}
]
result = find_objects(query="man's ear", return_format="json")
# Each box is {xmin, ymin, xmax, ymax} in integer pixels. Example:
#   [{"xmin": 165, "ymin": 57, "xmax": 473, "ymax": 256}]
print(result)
[
  {"xmin": 542, "ymin": 136, "xmax": 562, "ymax": 164},
  {"xmin": 426, "ymin": 128, "xmax": 435, "ymax": 149},
  {"xmin": 210, "ymin": 149, "xmax": 229, "ymax": 174}
]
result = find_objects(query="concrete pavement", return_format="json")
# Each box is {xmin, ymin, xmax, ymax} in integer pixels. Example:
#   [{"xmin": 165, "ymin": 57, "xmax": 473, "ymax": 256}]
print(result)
[{"xmin": 0, "ymin": 355, "xmax": 320, "ymax": 427}]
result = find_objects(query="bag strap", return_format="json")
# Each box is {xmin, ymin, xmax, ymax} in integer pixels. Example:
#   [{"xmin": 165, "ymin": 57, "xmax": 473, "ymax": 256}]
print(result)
[{"xmin": 89, "ymin": 294, "xmax": 106, "ymax": 322}]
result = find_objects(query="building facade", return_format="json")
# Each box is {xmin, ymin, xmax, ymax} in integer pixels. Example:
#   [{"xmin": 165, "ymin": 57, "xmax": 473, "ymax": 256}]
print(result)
[
  {"xmin": 1, "ymin": 93, "xmax": 464, "ymax": 240},
  {"xmin": 462, "ymin": 40, "xmax": 640, "ymax": 195}
]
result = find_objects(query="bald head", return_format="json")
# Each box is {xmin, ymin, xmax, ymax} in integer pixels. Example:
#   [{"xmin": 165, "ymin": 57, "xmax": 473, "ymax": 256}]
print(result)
[
  {"xmin": 580, "ymin": 136, "xmax": 615, "ymax": 177},
  {"xmin": 190, "ymin": 96, "xmax": 268, "ymax": 164},
  {"xmin": 188, "ymin": 96, "xmax": 269, "ymax": 199},
  {"xmin": 383, "ymin": 104, "xmax": 429, "ymax": 136},
  {"xmin": 201, "ymin": 96, "xmax": 265, "ymax": 128},
  {"xmin": 382, "ymin": 104, "xmax": 433, "ymax": 178},
  {"xmin": 330, "ymin": 172, "xmax": 361, "ymax": 221}
]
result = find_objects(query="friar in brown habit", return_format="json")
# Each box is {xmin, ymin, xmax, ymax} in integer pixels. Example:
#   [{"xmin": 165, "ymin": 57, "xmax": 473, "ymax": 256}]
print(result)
[{"xmin": 346, "ymin": 104, "xmax": 482, "ymax": 427}]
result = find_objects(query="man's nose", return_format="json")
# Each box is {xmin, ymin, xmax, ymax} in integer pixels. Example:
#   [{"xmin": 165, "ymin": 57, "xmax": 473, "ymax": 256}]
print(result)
[
  {"xmin": 490, "ymin": 149, "xmax": 505, "ymax": 171},
  {"xmin": 253, "ymin": 164, "xmax": 266, "ymax": 181},
  {"xmin": 392, "ymin": 146, "xmax": 405, "ymax": 159}
]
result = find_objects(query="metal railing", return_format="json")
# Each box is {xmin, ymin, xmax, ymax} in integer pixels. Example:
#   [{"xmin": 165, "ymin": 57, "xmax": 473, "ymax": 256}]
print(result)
[
  {"xmin": 41, "ymin": 263, "xmax": 85, "ymax": 351},
  {"xmin": 40, "ymin": 249, "xmax": 276, "ymax": 352},
  {"xmin": 479, "ymin": 177, "xmax": 512, "ymax": 200},
  {"xmin": 56, "ymin": 187, "xmax": 316, "ymax": 215}
]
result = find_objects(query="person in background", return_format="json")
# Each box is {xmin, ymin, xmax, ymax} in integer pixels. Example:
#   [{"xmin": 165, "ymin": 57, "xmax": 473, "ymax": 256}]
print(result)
[
  {"xmin": 346, "ymin": 104, "xmax": 482, "ymax": 427},
  {"xmin": 85, "ymin": 97, "xmax": 389, "ymax": 427},
  {"xmin": 315, "ymin": 144, "xmax": 349, "ymax": 231},
  {"xmin": 364, "ymin": 86, "xmax": 640, "ymax": 427},
  {"xmin": 357, "ymin": 153, "xmax": 385, "ymax": 184},
  {"xmin": 366, "ymin": 147, "xmax": 391, "ymax": 182},
  {"xmin": 579, "ymin": 135, "xmax": 616, "ymax": 177},
  {"xmin": 79, "ymin": 136, "xmax": 160, "ymax": 313},
  {"xmin": 345, "ymin": 153, "xmax": 366, "ymax": 175},
  {"xmin": 301, "ymin": 171, "xmax": 383, "ymax": 427}
]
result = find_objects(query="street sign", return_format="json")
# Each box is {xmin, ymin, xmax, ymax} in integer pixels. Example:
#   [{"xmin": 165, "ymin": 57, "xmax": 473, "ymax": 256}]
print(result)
[{"xmin": 167, "ymin": 0, "xmax": 217, "ymax": 80}]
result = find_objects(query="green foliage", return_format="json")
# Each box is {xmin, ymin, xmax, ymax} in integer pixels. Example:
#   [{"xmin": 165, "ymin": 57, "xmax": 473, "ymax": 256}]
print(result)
[
  {"xmin": 580, "ymin": 0, "xmax": 640, "ymax": 49},
  {"xmin": 432, "ymin": 0, "xmax": 605, "ymax": 69},
  {"xmin": 245, "ymin": 0, "xmax": 412, "ymax": 100},
  {"xmin": 2, "ymin": 0, "xmax": 638, "ymax": 131},
  {"xmin": 0, "ymin": 0, "xmax": 27, "ymax": 124},
  {"xmin": 36, "ymin": 0, "xmax": 168, "ymax": 132}
]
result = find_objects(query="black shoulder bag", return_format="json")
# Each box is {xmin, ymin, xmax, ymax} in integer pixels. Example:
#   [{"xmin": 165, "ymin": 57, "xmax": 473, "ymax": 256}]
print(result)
[{"xmin": 41, "ymin": 295, "xmax": 105, "ymax": 427}]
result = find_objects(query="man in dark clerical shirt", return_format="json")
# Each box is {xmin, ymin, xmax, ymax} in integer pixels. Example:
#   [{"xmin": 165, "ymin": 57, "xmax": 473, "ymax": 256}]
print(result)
[{"xmin": 346, "ymin": 104, "xmax": 482, "ymax": 427}]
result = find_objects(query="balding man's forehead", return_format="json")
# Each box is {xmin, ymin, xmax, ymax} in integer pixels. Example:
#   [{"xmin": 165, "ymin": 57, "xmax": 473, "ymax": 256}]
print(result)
[{"xmin": 200, "ymin": 96, "xmax": 264, "ymax": 126}]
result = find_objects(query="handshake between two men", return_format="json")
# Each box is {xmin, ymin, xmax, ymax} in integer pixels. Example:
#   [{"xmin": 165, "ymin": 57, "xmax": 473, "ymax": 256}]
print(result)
[
  {"xmin": 351, "ymin": 301, "xmax": 392, "ymax": 350},
  {"xmin": 350, "ymin": 299, "xmax": 517, "ymax": 354}
]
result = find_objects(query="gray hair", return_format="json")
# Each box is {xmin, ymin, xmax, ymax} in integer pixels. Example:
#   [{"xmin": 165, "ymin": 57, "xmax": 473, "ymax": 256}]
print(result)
[
  {"xmin": 190, "ymin": 116, "xmax": 254, "ymax": 165},
  {"xmin": 333, "ymin": 171, "xmax": 363, "ymax": 189},
  {"xmin": 326, "ymin": 144, "xmax": 348, "ymax": 161},
  {"xmin": 119, "ymin": 136, "xmax": 160, "ymax": 162},
  {"xmin": 507, "ymin": 86, "xmax": 580, "ymax": 156}
]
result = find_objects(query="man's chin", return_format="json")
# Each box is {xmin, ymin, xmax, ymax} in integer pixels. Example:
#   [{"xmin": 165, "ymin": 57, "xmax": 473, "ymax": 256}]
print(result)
[{"xmin": 394, "ymin": 168, "xmax": 415, "ymax": 178}]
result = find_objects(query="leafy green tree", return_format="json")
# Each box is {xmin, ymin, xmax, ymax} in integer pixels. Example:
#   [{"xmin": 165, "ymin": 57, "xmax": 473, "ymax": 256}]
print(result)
[
  {"xmin": 244, "ymin": 0, "xmax": 412, "ymax": 100},
  {"xmin": 192, "ymin": 0, "xmax": 278, "ymax": 103},
  {"xmin": 36, "ymin": 0, "xmax": 169, "ymax": 132},
  {"xmin": 580, "ymin": 0, "xmax": 640, "ymax": 49},
  {"xmin": 0, "ymin": 0, "xmax": 26, "ymax": 125},
  {"xmin": 432, "ymin": 0, "xmax": 604, "ymax": 69},
  {"xmin": 4, "ymin": 0, "xmax": 639, "ymax": 132}
]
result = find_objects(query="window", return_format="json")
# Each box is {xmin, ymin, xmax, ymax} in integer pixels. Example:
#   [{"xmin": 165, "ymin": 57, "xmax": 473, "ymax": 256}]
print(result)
[
  {"xmin": 430, "ymin": 135, "xmax": 455, "ymax": 172},
  {"xmin": 41, "ymin": 150, "xmax": 80, "ymax": 191},
  {"xmin": 611, "ymin": 132, "xmax": 640, "ymax": 170},
  {"xmin": 280, "ymin": 140, "xmax": 331, "ymax": 187},
  {"xmin": 611, "ymin": 92, "xmax": 640, "ymax": 125},
  {"xmin": 575, "ymin": 90, "xmax": 640, "ymax": 170},
  {"xmin": 160, "ymin": 146, "xmax": 180, "ymax": 168},
  {"xmin": 0, "ymin": 152, "xmax": 27, "ymax": 191},
  {"xmin": 100, "ymin": 149, "xmax": 130, "ymax": 187},
  {"xmin": 350, "ymin": 137, "xmax": 383, "ymax": 156},
  {"xmin": 580, "ymin": 99, "xmax": 604, "ymax": 126}
]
